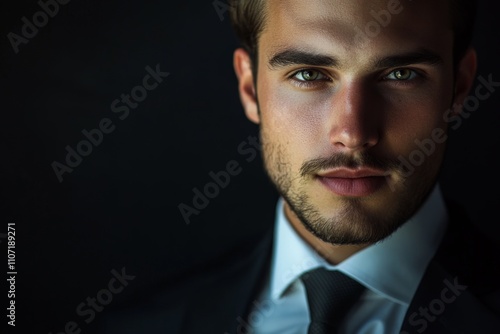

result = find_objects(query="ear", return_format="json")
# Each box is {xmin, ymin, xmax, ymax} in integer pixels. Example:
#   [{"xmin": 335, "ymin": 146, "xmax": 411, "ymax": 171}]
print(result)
[
  {"xmin": 233, "ymin": 48, "xmax": 260, "ymax": 124},
  {"xmin": 452, "ymin": 47, "xmax": 477, "ymax": 112}
]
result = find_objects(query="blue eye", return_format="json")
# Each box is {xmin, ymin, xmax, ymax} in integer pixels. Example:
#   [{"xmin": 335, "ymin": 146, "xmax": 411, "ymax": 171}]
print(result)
[
  {"xmin": 294, "ymin": 69, "xmax": 327, "ymax": 81},
  {"xmin": 386, "ymin": 69, "xmax": 418, "ymax": 80}
]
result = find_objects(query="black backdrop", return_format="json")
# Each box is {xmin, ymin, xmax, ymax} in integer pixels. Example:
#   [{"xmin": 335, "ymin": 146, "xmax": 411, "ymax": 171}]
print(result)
[{"xmin": 1, "ymin": 1, "xmax": 499, "ymax": 333}]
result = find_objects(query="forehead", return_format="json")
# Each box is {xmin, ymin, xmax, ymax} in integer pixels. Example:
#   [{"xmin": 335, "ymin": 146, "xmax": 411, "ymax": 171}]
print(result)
[{"xmin": 261, "ymin": 0, "xmax": 453, "ymax": 66}]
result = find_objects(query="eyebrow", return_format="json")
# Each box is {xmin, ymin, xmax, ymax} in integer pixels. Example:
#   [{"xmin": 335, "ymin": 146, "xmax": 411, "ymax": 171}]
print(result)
[
  {"xmin": 267, "ymin": 48, "xmax": 443, "ymax": 70},
  {"xmin": 268, "ymin": 50, "xmax": 338, "ymax": 69},
  {"xmin": 374, "ymin": 50, "xmax": 443, "ymax": 69}
]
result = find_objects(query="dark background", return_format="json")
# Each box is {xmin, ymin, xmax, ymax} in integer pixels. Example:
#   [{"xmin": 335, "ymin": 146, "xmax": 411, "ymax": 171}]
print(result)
[{"xmin": 1, "ymin": 0, "xmax": 499, "ymax": 333}]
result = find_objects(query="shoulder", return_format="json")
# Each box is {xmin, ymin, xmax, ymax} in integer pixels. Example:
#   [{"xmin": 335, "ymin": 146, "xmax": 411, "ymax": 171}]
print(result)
[
  {"xmin": 435, "ymin": 199, "xmax": 500, "ymax": 317},
  {"xmin": 92, "ymin": 227, "xmax": 275, "ymax": 334},
  {"xmin": 438, "ymin": 199, "xmax": 500, "ymax": 290},
  {"xmin": 401, "ymin": 199, "xmax": 500, "ymax": 333}
]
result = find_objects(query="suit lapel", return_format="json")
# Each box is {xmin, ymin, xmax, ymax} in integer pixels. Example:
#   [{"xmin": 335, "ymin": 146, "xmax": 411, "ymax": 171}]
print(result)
[
  {"xmin": 400, "ymin": 259, "xmax": 500, "ymax": 333},
  {"xmin": 400, "ymin": 200, "xmax": 500, "ymax": 333}
]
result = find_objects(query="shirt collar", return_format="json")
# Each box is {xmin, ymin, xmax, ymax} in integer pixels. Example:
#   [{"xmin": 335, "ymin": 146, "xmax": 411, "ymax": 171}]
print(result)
[{"xmin": 270, "ymin": 184, "xmax": 448, "ymax": 305}]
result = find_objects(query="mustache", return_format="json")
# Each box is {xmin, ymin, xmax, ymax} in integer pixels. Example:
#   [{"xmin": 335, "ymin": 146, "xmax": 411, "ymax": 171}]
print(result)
[{"xmin": 300, "ymin": 152, "xmax": 403, "ymax": 177}]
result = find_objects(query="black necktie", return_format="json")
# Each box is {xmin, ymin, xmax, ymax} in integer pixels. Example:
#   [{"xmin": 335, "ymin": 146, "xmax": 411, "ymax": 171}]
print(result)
[{"xmin": 301, "ymin": 268, "xmax": 366, "ymax": 334}]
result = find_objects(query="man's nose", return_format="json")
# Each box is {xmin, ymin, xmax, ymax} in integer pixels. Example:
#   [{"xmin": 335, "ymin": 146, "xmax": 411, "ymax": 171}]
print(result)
[{"xmin": 327, "ymin": 80, "xmax": 381, "ymax": 152}]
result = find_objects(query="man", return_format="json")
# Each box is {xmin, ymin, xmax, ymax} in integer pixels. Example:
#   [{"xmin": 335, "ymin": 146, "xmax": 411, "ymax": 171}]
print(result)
[
  {"xmin": 228, "ymin": 0, "xmax": 500, "ymax": 333},
  {"xmin": 94, "ymin": 0, "xmax": 499, "ymax": 333}
]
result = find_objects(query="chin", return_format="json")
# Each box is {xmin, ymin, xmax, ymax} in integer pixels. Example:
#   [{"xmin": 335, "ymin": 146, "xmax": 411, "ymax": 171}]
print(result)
[{"xmin": 288, "ymin": 183, "xmax": 424, "ymax": 245}]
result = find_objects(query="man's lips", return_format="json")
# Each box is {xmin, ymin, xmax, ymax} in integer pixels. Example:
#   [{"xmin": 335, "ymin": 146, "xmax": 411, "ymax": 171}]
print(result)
[
  {"xmin": 316, "ymin": 168, "xmax": 387, "ymax": 196},
  {"xmin": 317, "ymin": 168, "xmax": 387, "ymax": 178}
]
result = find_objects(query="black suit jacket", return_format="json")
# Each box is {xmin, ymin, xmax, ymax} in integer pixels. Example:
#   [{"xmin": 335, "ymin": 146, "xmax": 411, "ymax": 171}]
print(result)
[{"xmin": 94, "ymin": 200, "xmax": 500, "ymax": 334}]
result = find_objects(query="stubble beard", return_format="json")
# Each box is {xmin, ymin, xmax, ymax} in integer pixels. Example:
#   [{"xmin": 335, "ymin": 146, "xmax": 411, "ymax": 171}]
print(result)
[{"xmin": 259, "ymin": 129, "xmax": 440, "ymax": 246}]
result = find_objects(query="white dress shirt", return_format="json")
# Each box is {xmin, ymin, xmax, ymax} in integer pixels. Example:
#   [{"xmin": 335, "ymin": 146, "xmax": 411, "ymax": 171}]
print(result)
[{"xmin": 247, "ymin": 185, "xmax": 448, "ymax": 334}]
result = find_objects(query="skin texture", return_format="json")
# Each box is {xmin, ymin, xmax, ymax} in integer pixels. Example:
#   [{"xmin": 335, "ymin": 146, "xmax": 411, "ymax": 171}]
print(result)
[{"xmin": 233, "ymin": 0, "xmax": 477, "ymax": 264}]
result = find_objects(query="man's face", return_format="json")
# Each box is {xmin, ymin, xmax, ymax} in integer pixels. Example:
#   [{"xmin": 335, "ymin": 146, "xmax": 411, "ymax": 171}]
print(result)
[{"xmin": 245, "ymin": 0, "xmax": 459, "ymax": 245}]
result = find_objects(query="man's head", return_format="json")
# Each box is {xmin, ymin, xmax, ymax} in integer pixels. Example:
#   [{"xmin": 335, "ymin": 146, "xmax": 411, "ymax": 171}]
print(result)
[{"xmin": 231, "ymin": 0, "xmax": 477, "ymax": 246}]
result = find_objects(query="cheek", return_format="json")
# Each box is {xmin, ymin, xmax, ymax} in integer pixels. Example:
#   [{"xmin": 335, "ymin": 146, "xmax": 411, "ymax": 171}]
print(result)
[
  {"xmin": 387, "ymin": 66, "xmax": 454, "ymax": 143},
  {"xmin": 258, "ymin": 88, "xmax": 328, "ymax": 174},
  {"xmin": 259, "ymin": 79, "xmax": 333, "ymax": 149},
  {"xmin": 384, "ymin": 91, "xmax": 452, "ymax": 158}
]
